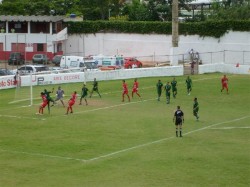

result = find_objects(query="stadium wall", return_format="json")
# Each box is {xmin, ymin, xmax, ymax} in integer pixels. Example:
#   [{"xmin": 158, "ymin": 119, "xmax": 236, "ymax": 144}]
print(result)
[
  {"xmin": 0, "ymin": 64, "xmax": 249, "ymax": 90},
  {"xmin": 64, "ymin": 31, "xmax": 250, "ymax": 65}
]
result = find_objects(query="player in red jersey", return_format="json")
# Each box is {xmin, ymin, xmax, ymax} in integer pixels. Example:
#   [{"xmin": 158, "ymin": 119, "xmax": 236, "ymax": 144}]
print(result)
[
  {"xmin": 66, "ymin": 91, "xmax": 77, "ymax": 114},
  {"xmin": 221, "ymin": 75, "xmax": 229, "ymax": 94},
  {"xmin": 122, "ymin": 80, "xmax": 130, "ymax": 102},
  {"xmin": 36, "ymin": 92, "xmax": 48, "ymax": 115},
  {"xmin": 131, "ymin": 78, "xmax": 141, "ymax": 99}
]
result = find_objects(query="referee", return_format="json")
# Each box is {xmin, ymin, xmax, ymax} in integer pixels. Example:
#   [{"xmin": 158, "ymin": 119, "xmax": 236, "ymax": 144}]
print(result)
[{"xmin": 173, "ymin": 106, "xmax": 184, "ymax": 137}]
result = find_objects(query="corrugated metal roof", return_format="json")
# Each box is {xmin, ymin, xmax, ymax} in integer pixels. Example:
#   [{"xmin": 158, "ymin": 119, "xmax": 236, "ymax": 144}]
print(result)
[{"xmin": 0, "ymin": 15, "xmax": 65, "ymax": 22}]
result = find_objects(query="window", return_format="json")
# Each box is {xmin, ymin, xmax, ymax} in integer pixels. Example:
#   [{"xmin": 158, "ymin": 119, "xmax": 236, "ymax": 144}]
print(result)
[
  {"xmin": 37, "ymin": 44, "xmax": 44, "ymax": 52},
  {"xmin": 57, "ymin": 43, "xmax": 62, "ymax": 52},
  {"xmin": 35, "ymin": 66, "xmax": 48, "ymax": 72},
  {"xmin": 15, "ymin": 23, "xmax": 21, "ymax": 29},
  {"xmin": 27, "ymin": 67, "xmax": 33, "ymax": 71}
]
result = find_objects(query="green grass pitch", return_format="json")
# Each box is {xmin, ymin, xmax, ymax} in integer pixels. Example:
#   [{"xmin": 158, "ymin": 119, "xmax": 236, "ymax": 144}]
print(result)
[{"xmin": 0, "ymin": 73, "xmax": 249, "ymax": 186}]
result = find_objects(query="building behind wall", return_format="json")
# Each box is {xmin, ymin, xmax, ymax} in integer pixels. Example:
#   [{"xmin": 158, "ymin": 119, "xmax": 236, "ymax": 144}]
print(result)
[{"xmin": 0, "ymin": 15, "xmax": 67, "ymax": 62}]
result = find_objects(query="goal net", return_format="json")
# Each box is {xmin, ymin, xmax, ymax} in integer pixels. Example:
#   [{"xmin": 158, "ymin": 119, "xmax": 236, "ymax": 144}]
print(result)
[
  {"xmin": 10, "ymin": 69, "xmax": 81, "ymax": 107},
  {"xmin": 10, "ymin": 73, "xmax": 34, "ymax": 107}
]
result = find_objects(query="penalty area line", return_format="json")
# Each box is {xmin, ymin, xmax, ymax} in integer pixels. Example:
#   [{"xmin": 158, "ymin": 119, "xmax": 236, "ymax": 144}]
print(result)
[
  {"xmin": 0, "ymin": 149, "xmax": 86, "ymax": 162},
  {"xmin": 184, "ymin": 116, "xmax": 250, "ymax": 136},
  {"xmin": 85, "ymin": 115, "xmax": 250, "ymax": 162},
  {"xmin": 0, "ymin": 114, "xmax": 46, "ymax": 121},
  {"xmin": 209, "ymin": 126, "xmax": 250, "ymax": 130}
]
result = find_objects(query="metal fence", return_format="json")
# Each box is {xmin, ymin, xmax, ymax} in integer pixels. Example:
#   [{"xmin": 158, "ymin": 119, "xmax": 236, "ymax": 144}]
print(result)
[
  {"xmin": 134, "ymin": 50, "xmax": 250, "ymax": 66},
  {"xmin": 1, "ymin": 50, "xmax": 250, "ymax": 71}
]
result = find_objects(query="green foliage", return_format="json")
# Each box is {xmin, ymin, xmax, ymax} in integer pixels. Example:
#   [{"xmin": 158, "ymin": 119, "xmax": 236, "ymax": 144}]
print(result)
[
  {"xmin": 109, "ymin": 15, "xmax": 129, "ymax": 21},
  {"xmin": 67, "ymin": 21, "xmax": 172, "ymax": 35},
  {"xmin": 180, "ymin": 21, "xmax": 230, "ymax": 38},
  {"xmin": 67, "ymin": 20, "xmax": 250, "ymax": 38},
  {"xmin": 1, "ymin": 0, "xmax": 249, "ymax": 22},
  {"xmin": 230, "ymin": 20, "xmax": 250, "ymax": 31},
  {"xmin": 0, "ymin": 0, "xmax": 52, "ymax": 15},
  {"xmin": 209, "ymin": 3, "xmax": 250, "ymax": 20},
  {"xmin": 121, "ymin": 0, "xmax": 172, "ymax": 21}
]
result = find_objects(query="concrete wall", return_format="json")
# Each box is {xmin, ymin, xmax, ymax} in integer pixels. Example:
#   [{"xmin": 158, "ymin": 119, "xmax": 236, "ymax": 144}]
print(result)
[
  {"xmin": 64, "ymin": 31, "xmax": 250, "ymax": 65},
  {"xmin": 1, "ymin": 31, "xmax": 249, "ymax": 64}
]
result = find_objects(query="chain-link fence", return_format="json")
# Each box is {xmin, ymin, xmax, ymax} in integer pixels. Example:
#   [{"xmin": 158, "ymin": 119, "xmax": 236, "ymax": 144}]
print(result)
[
  {"xmin": 132, "ymin": 50, "xmax": 250, "ymax": 66},
  {"xmin": 1, "ymin": 50, "xmax": 250, "ymax": 71}
]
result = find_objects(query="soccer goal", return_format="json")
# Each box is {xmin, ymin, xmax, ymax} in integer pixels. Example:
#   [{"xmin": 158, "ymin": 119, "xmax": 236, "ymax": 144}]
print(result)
[
  {"xmin": 10, "ymin": 73, "xmax": 35, "ymax": 107},
  {"xmin": 10, "ymin": 69, "xmax": 82, "ymax": 107}
]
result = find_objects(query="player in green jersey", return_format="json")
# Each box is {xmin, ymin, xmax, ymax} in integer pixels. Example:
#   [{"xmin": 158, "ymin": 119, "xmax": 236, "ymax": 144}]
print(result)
[
  {"xmin": 171, "ymin": 77, "xmax": 177, "ymax": 98},
  {"xmin": 164, "ymin": 82, "xmax": 171, "ymax": 104},
  {"xmin": 193, "ymin": 97, "xmax": 199, "ymax": 121},
  {"xmin": 44, "ymin": 88, "xmax": 55, "ymax": 114},
  {"xmin": 79, "ymin": 84, "xmax": 89, "ymax": 105},
  {"xmin": 185, "ymin": 76, "xmax": 192, "ymax": 95},
  {"xmin": 89, "ymin": 78, "xmax": 101, "ymax": 98},
  {"xmin": 156, "ymin": 80, "xmax": 163, "ymax": 101}
]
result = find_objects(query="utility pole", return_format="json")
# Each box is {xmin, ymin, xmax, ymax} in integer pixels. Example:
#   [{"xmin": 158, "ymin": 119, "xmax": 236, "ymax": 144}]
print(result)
[
  {"xmin": 172, "ymin": 0, "xmax": 178, "ymax": 48},
  {"xmin": 170, "ymin": 0, "xmax": 179, "ymax": 66}
]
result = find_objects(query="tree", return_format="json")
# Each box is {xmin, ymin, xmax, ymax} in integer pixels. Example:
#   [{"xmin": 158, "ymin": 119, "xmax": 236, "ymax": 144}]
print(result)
[
  {"xmin": 1, "ymin": 0, "xmax": 249, "ymax": 21},
  {"xmin": 73, "ymin": 0, "xmax": 123, "ymax": 20},
  {"xmin": 208, "ymin": 0, "xmax": 250, "ymax": 20},
  {"xmin": 121, "ymin": 0, "xmax": 153, "ymax": 21},
  {"xmin": 152, "ymin": 0, "xmax": 172, "ymax": 21},
  {"xmin": 48, "ymin": 0, "xmax": 76, "ymax": 15},
  {"xmin": 121, "ymin": 0, "xmax": 194, "ymax": 21}
]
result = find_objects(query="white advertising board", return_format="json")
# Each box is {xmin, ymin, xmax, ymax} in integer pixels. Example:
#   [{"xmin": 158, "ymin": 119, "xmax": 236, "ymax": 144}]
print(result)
[{"xmin": 0, "ymin": 64, "xmax": 249, "ymax": 90}]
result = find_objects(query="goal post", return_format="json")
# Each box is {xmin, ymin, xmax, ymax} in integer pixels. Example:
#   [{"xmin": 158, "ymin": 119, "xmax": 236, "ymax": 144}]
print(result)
[
  {"xmin": 11, "ymin": 73, "xmax": 34, "ymax": 107},
  {"xmin": 10, "ymin": 67, "xmax": 86, "ymax": 107}
]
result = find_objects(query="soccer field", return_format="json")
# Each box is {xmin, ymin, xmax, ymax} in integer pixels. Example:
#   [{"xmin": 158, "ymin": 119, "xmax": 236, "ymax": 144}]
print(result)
[{"xmin": 0, "ymin": 73, "xmax": 249, "ymax": 187}]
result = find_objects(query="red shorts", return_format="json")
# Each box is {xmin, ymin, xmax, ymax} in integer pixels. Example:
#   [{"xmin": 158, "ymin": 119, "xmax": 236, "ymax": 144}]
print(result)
[
  {"xmin": 132, "ymin": 88, "xmax": 138, "ymax": 93},
  {"xmin": 222, "ymin": 83, "xmax": 228, "ymax": 89},
  {"xmin": 41, "ymin": 102, "xmax": 48, "ymax": 108},
  {"xmin": 123, "ymin": 90, "xmax": 128, "ymax": 95},
  {"xmin": 68, "ymin": 100, "xmax": 75, "ymax": 107}
]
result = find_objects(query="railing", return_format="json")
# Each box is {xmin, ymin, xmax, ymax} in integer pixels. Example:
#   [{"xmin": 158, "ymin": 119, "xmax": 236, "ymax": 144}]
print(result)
[
  {"xmin": 132, "ymin": 50, "xmax": 250, "ymax": 66},
  {"xmin": 1, "ymin": 50, "xmax": 250, "ymax": 72}
]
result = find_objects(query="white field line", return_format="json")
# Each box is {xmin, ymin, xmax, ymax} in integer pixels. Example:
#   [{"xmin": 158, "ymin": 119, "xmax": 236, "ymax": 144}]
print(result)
[
  {"xmin": 0, "ymin": 149, "xmax": 86, "ymax": 162},
  {"xmin": 0, "ymin": 105, "xmax": 34, "ymax": 113},
  {"xmin": 86, "ymin": 115, "xmax": 250, "ymax": 162},
  {"xmin": 9, "ymin": 96, "xmax": 41, "ymax": 104},
  {"xmin": 9, "ymin": 98, "xmax": 30, "ymax": 104},
  {"xmin": 209, "ymin": 127, "xmax": 250, "ymax": 130},
  {"xmin": 1, "ymin": 115, "xmax": 249, "ymax": 163},
  {"xmin": 0, "ymin": 114, "xmax": 45, "ymax": 120}
]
